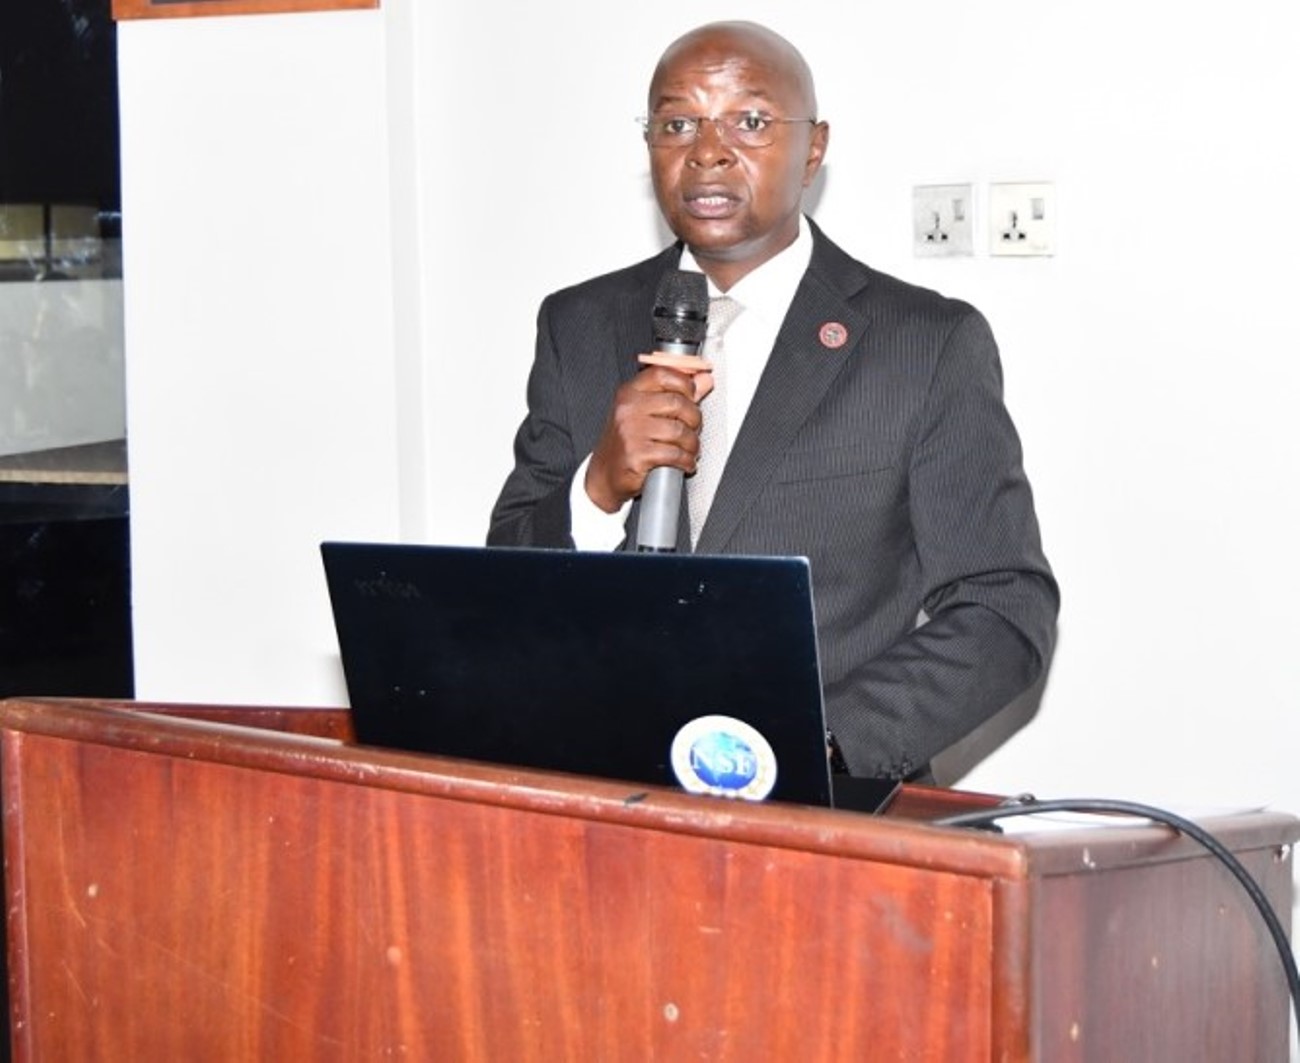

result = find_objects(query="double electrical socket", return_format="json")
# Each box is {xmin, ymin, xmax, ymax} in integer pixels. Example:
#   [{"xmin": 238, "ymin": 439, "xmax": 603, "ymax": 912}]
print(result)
[{"xmin": 912, "ymin": 182, "xmax": 1056, "ymax": 258}]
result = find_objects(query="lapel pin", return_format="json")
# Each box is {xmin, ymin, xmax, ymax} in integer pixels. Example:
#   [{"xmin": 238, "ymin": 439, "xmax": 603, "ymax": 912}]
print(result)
[{"xmin": 818, "ymin": 321, "xmax": 849, "ymax": 349}]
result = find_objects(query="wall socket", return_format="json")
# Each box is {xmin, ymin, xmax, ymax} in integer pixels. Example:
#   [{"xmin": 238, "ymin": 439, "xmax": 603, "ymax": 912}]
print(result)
[
  {"xmin": 989, "ymin": 181, "xmax": 1056, "ymax": 256},
  {"xmin": 912, "ymin": 184, "xmax": 974, "ymax": 258}
]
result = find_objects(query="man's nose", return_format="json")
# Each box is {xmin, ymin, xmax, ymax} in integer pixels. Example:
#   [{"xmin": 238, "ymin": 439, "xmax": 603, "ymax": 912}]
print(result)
[{"xmin": 687, "ymin": 119, "xmax": 734, "ymax": 167}]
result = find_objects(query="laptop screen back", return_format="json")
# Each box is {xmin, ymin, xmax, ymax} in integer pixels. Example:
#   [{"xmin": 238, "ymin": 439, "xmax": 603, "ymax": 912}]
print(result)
[{"xmin": 322, "ymin": 543, "xmax": 834, "ymax": 807}]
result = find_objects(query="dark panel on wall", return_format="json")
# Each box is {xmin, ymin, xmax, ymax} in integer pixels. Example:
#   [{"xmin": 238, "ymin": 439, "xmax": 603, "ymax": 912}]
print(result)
[
  {"xmin": 0, "ymin": 485, "xmax": 133, "ymax": 699},
  {"xmin": 0, "ymin": 0, "xmax": 120, "ymax": 210}
]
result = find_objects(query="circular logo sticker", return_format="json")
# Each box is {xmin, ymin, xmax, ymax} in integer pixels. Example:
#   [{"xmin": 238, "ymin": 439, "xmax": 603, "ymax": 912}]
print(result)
[{"xmin": 670, "ymin": 715, "xmax": 778, "ymax": 801}]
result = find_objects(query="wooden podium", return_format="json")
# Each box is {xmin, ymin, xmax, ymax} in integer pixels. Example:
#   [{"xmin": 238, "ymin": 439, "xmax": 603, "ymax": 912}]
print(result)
[{"xmin": 2, "ymin": 698, "xmax": 1295, "ymax": 1061}]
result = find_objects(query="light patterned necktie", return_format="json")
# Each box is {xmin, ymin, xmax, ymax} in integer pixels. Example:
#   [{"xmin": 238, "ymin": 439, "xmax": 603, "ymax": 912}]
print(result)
[{"xmin": 688, "ymin": 295, "xmax": 743, "ymax": 547}]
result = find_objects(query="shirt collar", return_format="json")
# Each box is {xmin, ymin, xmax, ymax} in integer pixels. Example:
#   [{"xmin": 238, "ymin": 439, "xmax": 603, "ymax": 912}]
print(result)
[{"xmin": 679, "ymin": 215, "xmax": 813, "ymax": 320}]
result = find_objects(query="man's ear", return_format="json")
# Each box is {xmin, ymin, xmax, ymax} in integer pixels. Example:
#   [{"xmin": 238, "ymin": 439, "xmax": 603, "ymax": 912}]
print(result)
[{"xmin": 804, "ymin": 121, "xmax": 830, "ymax": 186}]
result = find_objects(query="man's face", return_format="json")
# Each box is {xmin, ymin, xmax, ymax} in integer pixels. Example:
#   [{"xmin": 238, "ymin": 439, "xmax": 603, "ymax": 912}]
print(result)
[{"xmin": 647, "ymin": 30, "xmax": 828, "ymax": 290}]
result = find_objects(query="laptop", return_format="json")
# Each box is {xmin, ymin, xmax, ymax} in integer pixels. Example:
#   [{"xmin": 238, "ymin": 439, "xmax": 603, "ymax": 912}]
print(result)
[{"xmin": 321, "ymin": 542, "xmax": 897, "ymax": 813}]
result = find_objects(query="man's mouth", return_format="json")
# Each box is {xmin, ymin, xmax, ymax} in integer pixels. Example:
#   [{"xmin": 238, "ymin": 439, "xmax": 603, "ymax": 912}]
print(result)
[{"xmin": 684, "ymin": 192, "xmax": 740, "ymax": 219}]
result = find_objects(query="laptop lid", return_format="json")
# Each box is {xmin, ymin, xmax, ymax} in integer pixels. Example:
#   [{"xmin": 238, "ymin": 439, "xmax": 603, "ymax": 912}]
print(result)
[{"xmin": 321, "ymin": 542, "xmax": 838, "ymax": 807}]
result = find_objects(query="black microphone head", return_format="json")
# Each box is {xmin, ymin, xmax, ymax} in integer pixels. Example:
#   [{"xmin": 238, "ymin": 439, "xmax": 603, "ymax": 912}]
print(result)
[{"xmin": 652, "ymin": 269, "xmax": 709, "ymax": 347}]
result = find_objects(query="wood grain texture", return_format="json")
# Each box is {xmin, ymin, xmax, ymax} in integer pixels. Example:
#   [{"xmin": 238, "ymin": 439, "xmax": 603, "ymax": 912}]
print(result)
[
  {"xmin": 2, "ymin": 699, "xmax": 1295, "ymax": 1062},
  {"xmin": 113, "ymin": 0, "xmax": 376, "ymax": 21}
]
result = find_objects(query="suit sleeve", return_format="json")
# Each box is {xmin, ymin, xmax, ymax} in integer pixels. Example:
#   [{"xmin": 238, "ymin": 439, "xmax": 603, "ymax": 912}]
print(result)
[
  {"xmin": 829, "ymin": 310, "xmax": 1059, "ymax": 779},
  {"xmin": 487, "ymin": 295, "xmax": 581, "ymax": 548}
]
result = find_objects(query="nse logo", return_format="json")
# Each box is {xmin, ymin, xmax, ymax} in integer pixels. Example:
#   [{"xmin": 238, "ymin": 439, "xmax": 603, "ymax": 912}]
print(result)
[{"xmin": 670, "ymin": 715, "xmax": 778, "ymax": 801}]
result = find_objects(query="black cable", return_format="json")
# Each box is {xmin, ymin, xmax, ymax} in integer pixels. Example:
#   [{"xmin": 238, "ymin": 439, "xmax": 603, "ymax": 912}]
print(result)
[{"xmin": 935, "ymin": 797, "xmax": 1300, "ymax": 1029}]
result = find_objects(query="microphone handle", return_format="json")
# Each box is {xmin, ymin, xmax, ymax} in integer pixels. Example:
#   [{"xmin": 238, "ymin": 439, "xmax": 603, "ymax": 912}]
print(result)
[
  {"xmin": 637, "ymin": 467, "xmax": 684, "ymax": 552},
  {"xmin": 636, "ymin": 337, "xmax": 702, "ymax": 553}
]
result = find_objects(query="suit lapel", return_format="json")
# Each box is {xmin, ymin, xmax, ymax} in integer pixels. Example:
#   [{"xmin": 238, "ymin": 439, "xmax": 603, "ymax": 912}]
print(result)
[{"xmin": 694, "ymin": 229, "xmax": 873, "ymax": 553}]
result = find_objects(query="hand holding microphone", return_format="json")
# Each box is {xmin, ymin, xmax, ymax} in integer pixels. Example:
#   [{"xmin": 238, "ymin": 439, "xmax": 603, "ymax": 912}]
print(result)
[
  {"xmin": 584, "ymin": 270, "xmax": 712, "ymax": 551},
  {"xmin": 636, "ymin": 270, "xmax": 711, "ymax": 551}
]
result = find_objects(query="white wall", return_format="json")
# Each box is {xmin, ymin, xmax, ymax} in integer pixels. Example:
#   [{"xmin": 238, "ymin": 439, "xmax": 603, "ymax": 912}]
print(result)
[
  {"xmin": 118, "ymin": 11, "xmax": 403, "ymax": 705},
  {"xmin": 120, "ymin": 1, "xmax": 1300, "ymax": 824}
]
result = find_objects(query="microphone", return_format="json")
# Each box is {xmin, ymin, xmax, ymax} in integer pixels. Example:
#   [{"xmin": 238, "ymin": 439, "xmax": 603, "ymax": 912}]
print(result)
[{"xmin": 636, "ymin": 269, "xmax": 710, "ymax": 552}]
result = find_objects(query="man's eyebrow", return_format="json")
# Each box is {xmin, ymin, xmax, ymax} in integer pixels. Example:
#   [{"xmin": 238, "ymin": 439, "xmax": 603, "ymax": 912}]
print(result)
[{"xmin": 649, "ymin": 93, "xmax": 691, "ymax": 112}]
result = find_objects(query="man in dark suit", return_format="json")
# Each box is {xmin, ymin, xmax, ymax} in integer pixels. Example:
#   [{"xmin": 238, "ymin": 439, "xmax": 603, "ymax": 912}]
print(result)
[{"xmin": 489, "ymin": 21, "xmax": 1058, "ymax": 781}]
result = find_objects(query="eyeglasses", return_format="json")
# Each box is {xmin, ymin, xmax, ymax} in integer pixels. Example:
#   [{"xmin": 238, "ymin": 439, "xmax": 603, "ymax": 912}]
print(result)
[{"xmin": 638, "ymin": 110, "xmax": 817, "ymax": 149}]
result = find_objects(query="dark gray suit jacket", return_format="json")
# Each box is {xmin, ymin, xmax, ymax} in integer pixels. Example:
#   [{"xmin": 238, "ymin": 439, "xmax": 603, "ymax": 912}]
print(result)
[{"xmin": 489, "ymin": 221, "xmax": 1058, "ymax": 778}]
